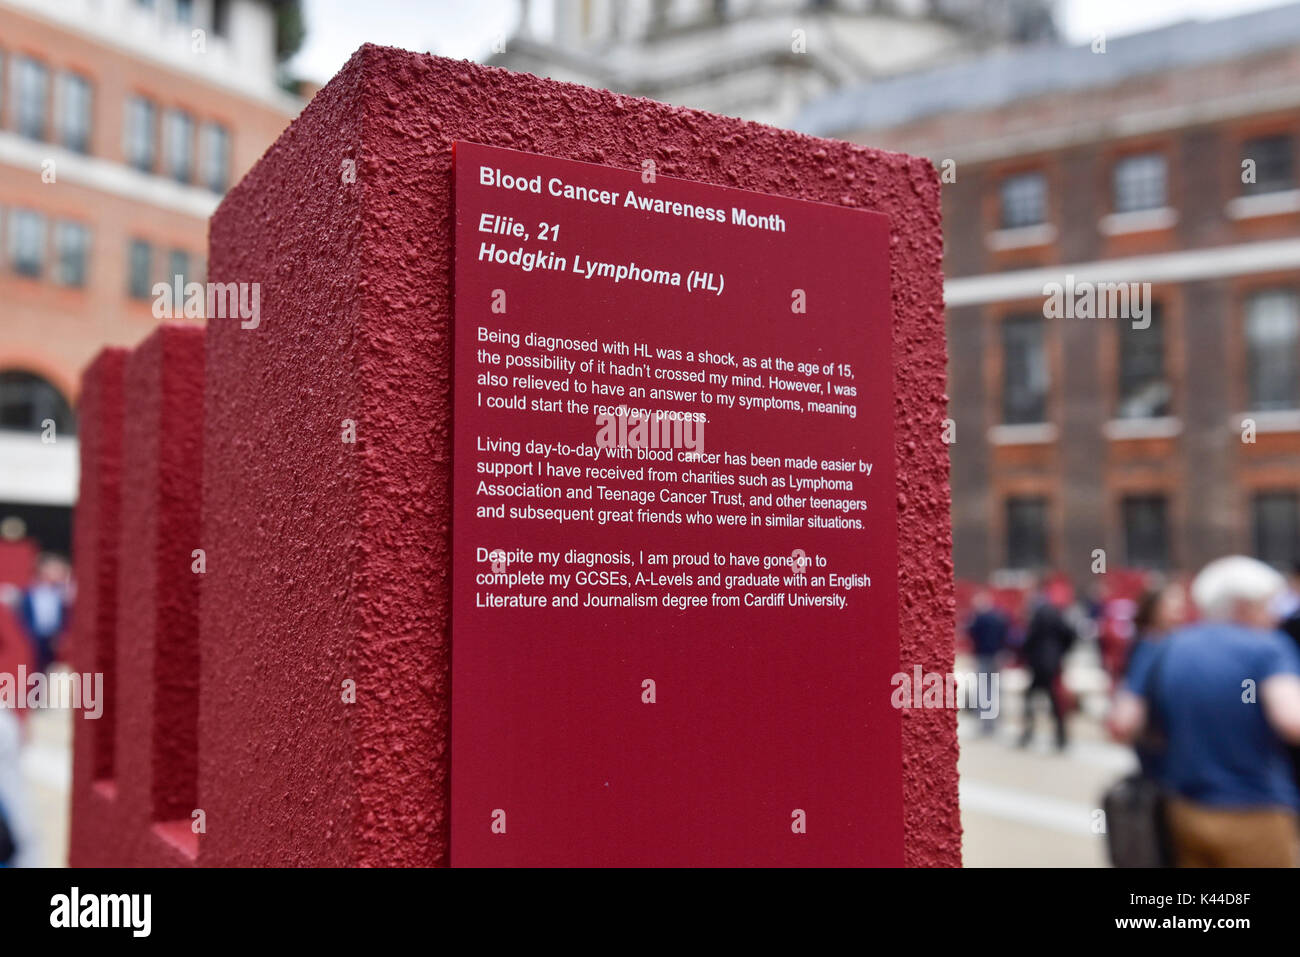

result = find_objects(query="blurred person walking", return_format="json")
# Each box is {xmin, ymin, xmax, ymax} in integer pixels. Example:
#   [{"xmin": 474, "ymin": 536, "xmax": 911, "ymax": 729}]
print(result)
[
  {"xmin": 0, "ymin": 711, "xmax": 34, "ymax": 867},
  {"xmin": 966, "ymin": 590, "xmax": 1008, "ymax": 732},
  {"xmin": 16, "ymin": 554, "xmax": 71, "ymax": 674},
  {"xmin": 1120, "ymin": 583, "xmax": 1188, "ymax": 781},
  {"xmin": 1018, "ymin": 580, "xmax": 1078, "ymax": 750},
  {"xmin": 1112, "ymin": 557, "xmax": 1300, "ymax": 867}
]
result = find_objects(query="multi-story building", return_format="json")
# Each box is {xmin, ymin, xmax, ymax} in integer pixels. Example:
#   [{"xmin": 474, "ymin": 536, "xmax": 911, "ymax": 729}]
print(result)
[
  {"xmin": 797, "ymin": 3, "xmax": 1300, "ymax": 583},
  {"xmin": 493, "ymin": 0, "xmax": 1057, "ymax": 128},
  {"xmin": 0, "ymin": 0, "xmax": 300, "ymax": 553}
]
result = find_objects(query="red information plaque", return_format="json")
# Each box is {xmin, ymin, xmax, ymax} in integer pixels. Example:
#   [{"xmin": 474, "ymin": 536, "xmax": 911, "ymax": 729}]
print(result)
[{"xmin": 451, "ymin": 141, "xmax": 902, "ymax": 866}]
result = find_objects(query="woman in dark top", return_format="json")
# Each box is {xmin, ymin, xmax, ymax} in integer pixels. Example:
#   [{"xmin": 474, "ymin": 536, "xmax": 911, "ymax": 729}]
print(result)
[{"xmin": 1121, "ymin": 583, "xmax": 1187, "ymax": 780}]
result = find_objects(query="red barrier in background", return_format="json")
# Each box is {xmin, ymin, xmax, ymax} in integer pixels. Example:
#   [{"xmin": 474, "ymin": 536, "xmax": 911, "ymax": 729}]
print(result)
[
  {"xmin": 68, "ymin": 47, "xmax": 957, "ymax": 866},
  {"xmin": 0, "ymin": 540, "xmax": 37, "ymax": 587},
  {"xmin": 67, "ymin": 347, "xmax": 125, "ymax": 866},
  {"xmin": 0, "ymin": 540, "xmax": 38, "ymax": 690},
  {"xmin": 68, "ymin": 327, "xmax": 203, "ymax": 867}
]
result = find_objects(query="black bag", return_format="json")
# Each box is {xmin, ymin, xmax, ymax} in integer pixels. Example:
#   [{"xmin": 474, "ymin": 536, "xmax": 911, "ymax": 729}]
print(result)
[
  {"xmin": 1103, "ymin": 640, "xmax": 1174, "ymax": 867},
  {"xmin": 1103, "ymin": 772, "xmax": 1171, "ymax": 867}
]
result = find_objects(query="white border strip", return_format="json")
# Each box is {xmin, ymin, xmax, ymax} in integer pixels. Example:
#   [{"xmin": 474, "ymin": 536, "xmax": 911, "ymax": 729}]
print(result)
[
  {"xmin": 946, "ymin": 238, "xmax": 1300, "ymax": 308},
  {"xmin": 0, "ymin": 133, "xmax": 219, "ymax": 219}
]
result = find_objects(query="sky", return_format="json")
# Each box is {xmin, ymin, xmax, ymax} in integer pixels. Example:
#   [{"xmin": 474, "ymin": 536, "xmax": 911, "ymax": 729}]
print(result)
[{"xmin": 286, "ymin": 0, "xmax": 1298, "ymax": 87}]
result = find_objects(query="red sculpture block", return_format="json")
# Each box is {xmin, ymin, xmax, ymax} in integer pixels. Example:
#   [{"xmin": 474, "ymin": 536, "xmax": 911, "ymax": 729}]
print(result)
[
  {"xmin": 71, "ymin": 47, "xmax": 957, "ymax": 866},
  {"xmin": 197, "ymin": 47, "xmax": 956, "ymax": 867},
  {"xmin": 68, "ymin": 347, "xmax": 126, "ymax": 867},
  {"xmin": 69, "ymin": 326, "xmax": 204, "ymax": 867}
]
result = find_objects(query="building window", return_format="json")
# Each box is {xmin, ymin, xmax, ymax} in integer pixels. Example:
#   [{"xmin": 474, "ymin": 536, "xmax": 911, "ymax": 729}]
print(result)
[
  {"xmin": 999, "ymin": 172, "xmax": 1046, "ymax": 229},
  {"xmin": 1117, "ymin": 304, "xmax": 1170, "ymax": 418},
  {"xmin": 13, "ymin": 56, "xmax": 49, "ymax": 141},
  {"xmin": 1113, "ymin": 153, "xmax": 1167, "ymax": 213},
  {"xmin": 167, "ymin": 248, "xmax": 190, "ymax": 284},
  {"xmin": 124, "ymin": 95, "xmax": 158, "ymax": 172},
  {"xmin": 1253, "ymin": 492, "xmax": 1300, "ymax": 570},
  {"xmin": 8, "ymin": 209, "xmax": 46, "ymax": 277},
  {"xmin": 174, "ymin": 0, "xmax": 194, "ymax": 24},
  {"xmin": 1122, "ymin": 495, "xmax": 1169, "ymax": 569},
  {"xmin": 1001, "ymin": 314, "xmax": 1048, "ymax": 425},
  {"xmin": 1006, "ymin": 497, "xmax": 1049, "ymax": 570},
  {"xmin": 163, "ymin": 108, "xmax": 195, "ymax": 183},
  {"xmin": 1241, "ymin": 134, "xmax": 1294, "ymax": 195},
  {"xmin": 0, "ymin": 371, "xmax": 76, "ymax": 435},
  {"xmin": 1245, "ymin": 290, "xmax": 1300, "ymax": 411},
  {"xmin": 56, "ymin": 72, "xmax": 93, "ymax": 154},
  {"xmin": 128, "ymin": 239, "xmax": 153, "ymax": 298},
  {"xmin": 200, "ymin": 122, "xmax": 230, "ymax": 192},
  {"xmin": 53, "ymin": 222, "xmax": 90, "ymax": 287}
]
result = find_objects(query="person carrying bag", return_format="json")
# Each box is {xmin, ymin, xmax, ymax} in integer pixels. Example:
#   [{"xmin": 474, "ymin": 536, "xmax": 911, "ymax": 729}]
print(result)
[{"xmin": 1103, "ymin": 639, "xmax": 1174, "ymax": 867}]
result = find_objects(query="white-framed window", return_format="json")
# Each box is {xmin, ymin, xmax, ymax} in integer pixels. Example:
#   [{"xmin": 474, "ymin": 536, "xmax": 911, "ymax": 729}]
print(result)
[
  {"xmin": 128, "ymin": 238, "xmax": 153, "ymax": 299},
  {"xmin": 167, "ymin": 248, "xmax": 190, "ymax": 285},
  {"xmin": 1113, "ymin": 153, "xmax": 1167, "ymax": 213},
  {"xmin": 53, "ymin": 221, "xmax": 91, "ymax": 287},
  {"xmin": 163, "ymin": 108, "xmax": 195, "ymax": 183},
  {"xmin": 999, "ymin": 172, "xmax": 1047, "ymax": 229},
  {"xmin": 124, "ymin": 95, "xmax": 158, "ymax": 172},
  {"xmin": 8, "ymin": 209, "xmax": 46, "ymax": 277},
  {"xmin": 1001, "ymin": 314, "xmax": 1049, "ymax": 425},
  {"xmin": 56, "ymin": 72, "xmax": 93, "ymax": 154},
  {"xmin": 1241, "ymin": 134, "xmax": 1295, "ymax": 195},
  {"xmin": 1117, "ymin": 304, "xmax": 1170, "ymax": 419},
  {"xmin": 1006, "ymin": 496, "xmax": 1050, "ymax": 570},
  {"xmin": 200, "ymin": 122, "xmax": 230, "ymax": 192},
  {"xmin": 1245, "ymin": 290, "xmax": 1300, "ymax": 411},
  {"xmin": 13, "ymin": 55, "xmax": 49, "ymax": 141}
]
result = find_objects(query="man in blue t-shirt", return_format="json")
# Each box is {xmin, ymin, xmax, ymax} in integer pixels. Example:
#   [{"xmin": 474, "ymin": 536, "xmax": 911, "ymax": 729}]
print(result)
[{"xmin": 1111, "ymin": 556, "xmax": 1300, "ymax": 867}]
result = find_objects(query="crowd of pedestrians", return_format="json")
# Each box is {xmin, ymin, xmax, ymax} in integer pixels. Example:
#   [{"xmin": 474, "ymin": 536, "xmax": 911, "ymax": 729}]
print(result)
[
  {"xmin": 963, "ymin": 555, "xmax": 1300, "ymax": 867},
  {"xmin": 0, "ymin": 551, "xmax": 72, "ymax": 868}
]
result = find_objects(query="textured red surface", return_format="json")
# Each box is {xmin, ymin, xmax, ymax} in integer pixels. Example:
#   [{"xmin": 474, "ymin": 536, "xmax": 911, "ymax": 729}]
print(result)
[
  {"xmin": 68, "ymin": 348, "xmax": 125, "ymax": 867},
  {"xmin": 200, "ymin": 58, "xmax": 367, "ymax": 867},
  {"xmin": 119, "ymin": 327, "xmax": 205, "ymax": 841},
  {"xmin": 73, "ymin": 46, "xmax": 955, "ymax": 867},
  {"xmin": 68, "ymin": 328, "xmax": 204, "ymax": 867},
  {"xmin": 201, "ymin": 46, "xmax": 957, "ymax": 867}
]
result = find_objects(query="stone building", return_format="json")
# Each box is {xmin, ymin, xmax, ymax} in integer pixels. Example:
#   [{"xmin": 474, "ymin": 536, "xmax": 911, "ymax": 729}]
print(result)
[{"xmin": 492, "ymin": 0, "xmax": 1057, "ymax": 127}]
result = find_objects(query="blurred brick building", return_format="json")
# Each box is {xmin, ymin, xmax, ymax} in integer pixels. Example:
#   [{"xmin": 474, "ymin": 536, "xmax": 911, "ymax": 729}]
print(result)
[
  {"xmin": 799, "ymin": 3, "xmax": 1300, "ymax": 583},
  {"xmin": 0, "ymin": 0, "xmax": 299, "ymax": 553}
]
